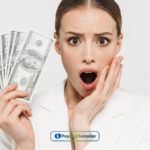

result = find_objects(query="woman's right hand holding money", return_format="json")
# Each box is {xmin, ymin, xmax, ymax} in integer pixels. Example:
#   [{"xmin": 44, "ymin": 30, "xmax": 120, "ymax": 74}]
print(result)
[{"xmin": 0, "ymin": 83, "xmax": 34, "ymax": 150}]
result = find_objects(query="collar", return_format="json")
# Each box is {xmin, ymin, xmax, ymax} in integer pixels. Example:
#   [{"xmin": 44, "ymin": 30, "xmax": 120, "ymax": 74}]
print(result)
[{"xmin": 37, "ymin": 79, "xmax": 128, "ymax": 118}]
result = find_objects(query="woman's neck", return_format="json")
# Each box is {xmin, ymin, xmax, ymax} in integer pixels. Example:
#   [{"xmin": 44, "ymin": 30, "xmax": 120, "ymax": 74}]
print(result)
[{"xmin": 64, "ymin": 79, "xmax": 83, "ymax": 110}]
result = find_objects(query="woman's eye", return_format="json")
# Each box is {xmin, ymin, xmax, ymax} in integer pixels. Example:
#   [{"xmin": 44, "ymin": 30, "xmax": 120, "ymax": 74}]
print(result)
[
  {"xmin": 98, "ymin": 37, "xmax": 110, "ymax": 46},
  {"xmin": 68, "ymin": 37, "xmax": 80, "ymax": 46}
]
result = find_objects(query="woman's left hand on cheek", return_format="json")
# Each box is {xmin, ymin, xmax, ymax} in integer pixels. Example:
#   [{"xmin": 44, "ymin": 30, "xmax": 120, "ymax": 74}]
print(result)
[{"xmin": 69, "ymin": 56, "xmax": 123, "ymax": 150}]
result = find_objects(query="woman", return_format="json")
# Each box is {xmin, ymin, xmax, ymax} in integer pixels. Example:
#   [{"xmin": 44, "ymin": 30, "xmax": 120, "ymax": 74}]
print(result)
[{"xmin": 0, "ymin": 0, "xmax": 150, "ymax": 150}]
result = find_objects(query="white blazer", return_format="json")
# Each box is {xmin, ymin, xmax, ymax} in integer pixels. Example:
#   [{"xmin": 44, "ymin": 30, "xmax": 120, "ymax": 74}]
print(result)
[{"xmin": 0, "ymin": 79, "xmax": 150, "ymax": 150}]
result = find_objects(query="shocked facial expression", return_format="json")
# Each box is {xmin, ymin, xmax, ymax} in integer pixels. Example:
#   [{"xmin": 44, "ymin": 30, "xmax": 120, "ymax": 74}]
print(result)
[{"xmin": 55, "ymin": 7, "xmax": 122, "ymax": 97}]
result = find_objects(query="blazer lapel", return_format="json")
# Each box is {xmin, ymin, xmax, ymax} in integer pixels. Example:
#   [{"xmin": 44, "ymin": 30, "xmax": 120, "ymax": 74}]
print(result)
[
  {"xmin": 89, "ymin": 88, "xmax": 128, "ymax": 149},
  {"xmin": 32, "ymin": 80, "xmax": 72, "ymax": 150}
]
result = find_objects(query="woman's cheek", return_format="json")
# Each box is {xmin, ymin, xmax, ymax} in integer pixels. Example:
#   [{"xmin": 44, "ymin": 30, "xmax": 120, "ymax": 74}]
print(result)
[
  {"xmin": 107, "ymin": 56, "xmax": 115, "ymax": 65},
  {"xmin": 99, "ymin": 52, "xmax": 114, "ymax": 66},
  {"xmin": 61, "ymin": 56, "xmax": 74, "ymax": 74}
]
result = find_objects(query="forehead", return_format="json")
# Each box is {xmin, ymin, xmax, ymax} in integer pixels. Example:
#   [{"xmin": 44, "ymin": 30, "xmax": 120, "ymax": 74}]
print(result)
[{"xmin": 60, "ymin": 7, "xmax": 117, "ymax": 34}]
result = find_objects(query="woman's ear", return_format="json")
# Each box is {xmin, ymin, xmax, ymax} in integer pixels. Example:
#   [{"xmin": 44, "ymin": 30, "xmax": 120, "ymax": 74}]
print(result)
[
  {"xmin": 54, "ymin": 32, "xmax": 61, "ymax": 55},
  {"xmin": 116, "ymin": 33, "xmax": 123, "ymax": 54}
]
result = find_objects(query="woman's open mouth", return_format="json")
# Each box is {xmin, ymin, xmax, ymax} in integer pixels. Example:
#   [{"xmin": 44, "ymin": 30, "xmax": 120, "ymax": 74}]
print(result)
[
  {"xmin": 80, "ymin": 72, "xmax": 97, "ymax": 84},
  {"xmin": 79, "ymin": 69, "xmax": 98, "ymax": 90}
]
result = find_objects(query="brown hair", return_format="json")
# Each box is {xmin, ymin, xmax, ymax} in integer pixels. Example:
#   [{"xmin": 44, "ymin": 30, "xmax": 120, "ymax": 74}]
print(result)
[{"xmin": 55, "ymin": 0, "xmax": 122, "ymax": 36}]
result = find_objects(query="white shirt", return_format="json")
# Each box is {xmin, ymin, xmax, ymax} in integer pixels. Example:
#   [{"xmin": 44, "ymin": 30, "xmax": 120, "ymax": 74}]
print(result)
[{"xmin": 0, "ymin": 79, "xmax": 150, "ymax": 150}]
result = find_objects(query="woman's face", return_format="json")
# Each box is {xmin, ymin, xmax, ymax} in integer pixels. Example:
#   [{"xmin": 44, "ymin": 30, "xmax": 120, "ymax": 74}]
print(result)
[{"xmin": 55, "ymin": 7, "xmax": 122, "ymax": 97}]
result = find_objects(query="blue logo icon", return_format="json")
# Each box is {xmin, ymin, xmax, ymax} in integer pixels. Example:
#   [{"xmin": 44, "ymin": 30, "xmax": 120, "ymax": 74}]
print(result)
[{"xmin": 55, "ymin": 133, "xmax": 61, "ymax": 139}]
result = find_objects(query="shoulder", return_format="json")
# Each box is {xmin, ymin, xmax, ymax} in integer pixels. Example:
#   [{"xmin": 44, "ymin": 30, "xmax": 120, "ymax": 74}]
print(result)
[
  {"xmin": 118, "ymin": 89, "xmax": 150, "ymax": 149},
  {"xmin": 117, "ymin": 88, "xmax": 150, "ymax": 124},
  {"xmin": 101, "ymin": 87, "xmax": 150, "ymax": 119},
  {"xmin": 119, "ymin": 88, "xmax": 150, "ymax": 110}
]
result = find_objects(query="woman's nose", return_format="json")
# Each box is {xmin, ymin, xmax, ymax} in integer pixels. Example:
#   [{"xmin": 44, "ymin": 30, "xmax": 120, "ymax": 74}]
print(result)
[
  {"xmin": 81, "ymin": 47, "xmax": 95, "ymax": 64},
  {"xmin": 82, "ymin": 56, "xmax": 95, "ymax": 64}
]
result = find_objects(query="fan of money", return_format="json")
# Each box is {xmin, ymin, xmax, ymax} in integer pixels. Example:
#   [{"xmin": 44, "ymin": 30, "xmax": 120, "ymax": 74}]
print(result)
[{"xmin": 0, "ymin": 31, "xmax": 53, "ymax": 102}]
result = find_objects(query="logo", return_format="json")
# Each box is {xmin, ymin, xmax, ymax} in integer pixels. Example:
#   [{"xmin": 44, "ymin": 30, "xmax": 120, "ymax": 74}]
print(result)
[
  {"xmin": 50, "ymin": 131, "xmax": 100, "ymax": 142},
  {"xmin": 55, "ymin": 133, "xmax": 61, "ymax": 139}
]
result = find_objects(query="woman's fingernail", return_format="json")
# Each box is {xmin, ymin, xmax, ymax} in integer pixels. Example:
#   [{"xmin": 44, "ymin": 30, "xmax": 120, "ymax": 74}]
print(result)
[
  {"xmin": 26, "ymin": 111, "xmax": 32, "ymax": 116},
  {"xmin": 29, "ymin": 111, "xmax": 32, "ymax": 116},
  {"xmin": 117, "ymin": 56, "xmax": 123, "ymax": 64},
  {"xmin": 120, "ymin": 56, "xmax": 124, "ymax": 60},
  {"xmin": 120, "ymin": 58, "xmax": 123, "ymax": 63},
  {"xmin": 13, "ymin": 82, "xmax": 18, "ymax": 86},
  {"xmin": 24, "ymin": 92, "xmax": 29, "ymax": 96}
]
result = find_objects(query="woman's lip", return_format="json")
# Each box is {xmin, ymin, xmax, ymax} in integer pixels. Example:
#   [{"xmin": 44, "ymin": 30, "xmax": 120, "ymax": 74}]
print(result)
[
  {"xmin": 80, "ymin": 76, "xmax": 98, "ymax": 91},
  {"xmin": 79, "ymin": 68, "xmax": 98, "ymax": 75}
]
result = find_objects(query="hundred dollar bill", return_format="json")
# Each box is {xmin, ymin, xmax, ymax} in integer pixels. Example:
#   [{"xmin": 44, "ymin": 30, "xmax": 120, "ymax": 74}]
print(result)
[
  {"xmin": 9, "ymin": 31, "xmax": 53, "ymax": 102},
  {"xmin": 0, "ymin": 40, "xmax": 4, "ymax": 90},
  {"xmin": 1, "ymin": 34, "xmax": 10, "ymax": 87},
  {"xmin": 7, "ymin": 32, "xmax": 27, "ymax": 84},
  {"xmin": 6, "ymin": 31, "xmax": 17, "ymax": 81}
]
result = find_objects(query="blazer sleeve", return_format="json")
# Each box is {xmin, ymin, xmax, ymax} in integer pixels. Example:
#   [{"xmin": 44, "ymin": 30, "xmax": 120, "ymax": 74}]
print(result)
[
  {"xmin": 84, "ymin": 126, "xmax": 150, "ymax": 150},
  {"xmin": 0, "ymin": 129, "xmax": 12, "ymax": 150},
  {"xmin": 137, "ymin": 126, "xmax": 150, "ymax": 150},
  {"xmin": 83, "ymin": 142, "xmax": 99, "ymax": 150}
]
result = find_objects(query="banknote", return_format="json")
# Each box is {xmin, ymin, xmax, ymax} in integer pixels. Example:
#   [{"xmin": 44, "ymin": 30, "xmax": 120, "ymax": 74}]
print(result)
[
  {"xmin": 6, "ymin": 31, "xmax": 17, "ymax": 81},
  {"xmin": 7, "ymin": 32, "xmax": 27, "ymax": 85},
  {"xmin": 0, "ymin": 30, "xmax": 53, "ymax": 100},
  {"xmin": 8, "ymin": 31, "xmax": 53, "ymax": 102},
  {"xmin": 0, "ymin": 41, "xmax": 3, "ymax": 90},
  {"xmin": 1, "ymin": 33, "xmax": 10, "ymax": 87}
]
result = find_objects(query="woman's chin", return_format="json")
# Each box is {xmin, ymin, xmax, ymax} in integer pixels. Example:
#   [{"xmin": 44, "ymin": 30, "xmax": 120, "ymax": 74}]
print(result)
[{"xmin": 78, "ymin": 87, "xmax": 95, "ymax": 99}]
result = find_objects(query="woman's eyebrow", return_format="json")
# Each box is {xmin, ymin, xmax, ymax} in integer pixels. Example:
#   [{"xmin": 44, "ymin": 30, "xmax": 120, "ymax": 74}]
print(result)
[
  {"xmin": 94, "ymin": 32, "xmax": 113, "ymax": 36},
  {"xmin": 65, "ymin": 31, "xmax": 83, "ymax": 36},
  {"xmin": 64, "ymin": 31, "xmax": 113, "ymax": 36}
]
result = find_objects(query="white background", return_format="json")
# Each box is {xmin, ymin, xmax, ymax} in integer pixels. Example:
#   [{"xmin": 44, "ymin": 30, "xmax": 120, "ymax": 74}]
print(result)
[{"xmin": 0, "ymin": 0, "xmax": 149, "ymax": 96}]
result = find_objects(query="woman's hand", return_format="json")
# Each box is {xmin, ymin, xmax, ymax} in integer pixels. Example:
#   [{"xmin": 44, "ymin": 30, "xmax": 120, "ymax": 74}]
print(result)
[
  {"xmin": 0, "ymin": 83, "xmax": 35, "ymax": 150},
  {"xmin": 69, "ymin": 56, "xmax": 123, "ymax": 150}
]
